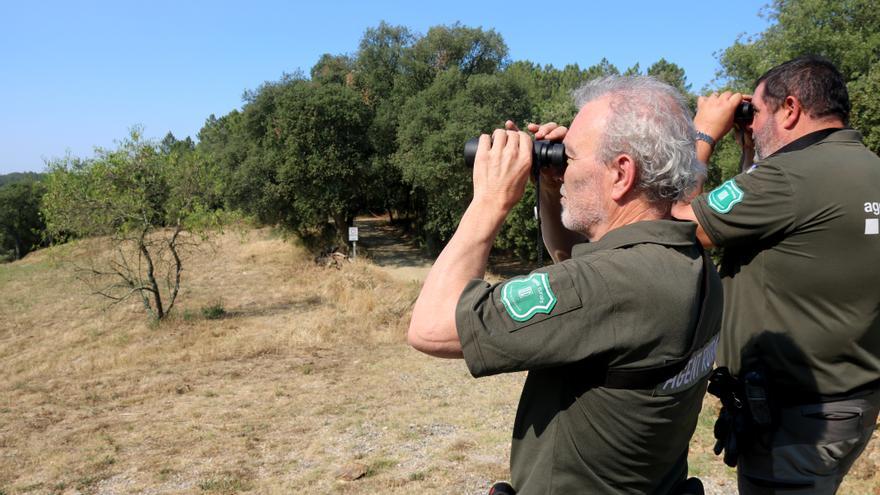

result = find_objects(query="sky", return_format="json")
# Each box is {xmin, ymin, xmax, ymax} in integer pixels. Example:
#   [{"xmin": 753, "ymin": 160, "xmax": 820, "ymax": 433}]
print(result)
[{"xmin": 0, "ymin": 0, "xmax": 772, "ymax": 174}]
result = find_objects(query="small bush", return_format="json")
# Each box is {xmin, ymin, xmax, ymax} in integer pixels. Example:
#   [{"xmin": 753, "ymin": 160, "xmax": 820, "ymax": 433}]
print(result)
[{"xmin": 201, "ymin": 300, "xmax": 226, "ymax": 320}]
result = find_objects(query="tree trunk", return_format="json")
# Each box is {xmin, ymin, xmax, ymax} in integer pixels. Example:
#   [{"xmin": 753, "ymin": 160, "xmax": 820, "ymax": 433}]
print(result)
[
  {"xmin": 164, "ymin": 225, "xmax": 183, "ymax": 316},
  {"xmin": 12, "ymin": 235, "xmax": 21, "ymax": 260},
  {"xmin": 138, "ymin": 232, "xmax": 164, "ymax": 320},
  {"xmin": 333, "ymin": 212, "xmax": 348, "ymax": 253}
]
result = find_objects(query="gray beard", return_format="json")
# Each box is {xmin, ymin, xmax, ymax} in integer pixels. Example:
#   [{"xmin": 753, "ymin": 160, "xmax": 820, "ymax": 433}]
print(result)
[{"xmin": 560, "ymin": 184, "xmax": 605, "ymax": 235}]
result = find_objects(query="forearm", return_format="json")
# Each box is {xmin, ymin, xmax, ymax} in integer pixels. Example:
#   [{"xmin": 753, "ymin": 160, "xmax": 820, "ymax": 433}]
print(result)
[
  {"xmin": 407, "ymin": 198, "xmax": 508, "ymax": 357},
  {"xmin": 539, "ymin": 185, "xmax": 585, "ymax": 262},
  {"xmin": 696, "ymin": 140, "xmax": 714, "ymax": 166}
]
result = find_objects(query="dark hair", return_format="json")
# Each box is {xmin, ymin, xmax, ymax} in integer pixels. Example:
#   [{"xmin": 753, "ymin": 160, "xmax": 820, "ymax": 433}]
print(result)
[{"xmin": 756, "ymin": 55, "xmax": 850, "ymax": 125}]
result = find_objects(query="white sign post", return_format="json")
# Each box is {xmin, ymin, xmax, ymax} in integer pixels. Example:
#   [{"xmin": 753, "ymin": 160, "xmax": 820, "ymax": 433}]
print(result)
[{"xmin": 348, "ymin": 227, "xmax": 359, "ymax": 260}]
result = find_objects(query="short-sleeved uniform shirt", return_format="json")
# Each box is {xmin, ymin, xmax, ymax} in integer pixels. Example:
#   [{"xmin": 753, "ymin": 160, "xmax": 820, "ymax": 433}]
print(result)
[
  {"xmin": 456, "ymin": 220, "xmax": 722, "ymax": 494},
  {"xmin": 692, "ymin": 129, "xmax": 880, "ymax": 396}
]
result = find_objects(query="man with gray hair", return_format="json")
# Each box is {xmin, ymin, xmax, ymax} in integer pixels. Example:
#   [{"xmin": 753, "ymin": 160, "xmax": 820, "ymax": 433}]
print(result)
[{"xmin": 408, "ymin": 75, "xmax": 722, "ymax": 494}]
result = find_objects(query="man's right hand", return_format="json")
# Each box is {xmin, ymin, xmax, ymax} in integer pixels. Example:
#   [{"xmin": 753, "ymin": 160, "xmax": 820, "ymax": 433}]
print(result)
[
  {"xmin": 694, "ymin": 92, "xmax": 745, "ymax": 143},
  {"xmin": 473, "ymin": 128, "xmax": 534, "ymax": 213}
]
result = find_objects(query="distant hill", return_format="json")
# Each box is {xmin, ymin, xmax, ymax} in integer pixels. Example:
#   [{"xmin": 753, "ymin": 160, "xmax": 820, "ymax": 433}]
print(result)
[{"xmin": 0, "ymin": 172, "xmax": 45, "ymax": 187}]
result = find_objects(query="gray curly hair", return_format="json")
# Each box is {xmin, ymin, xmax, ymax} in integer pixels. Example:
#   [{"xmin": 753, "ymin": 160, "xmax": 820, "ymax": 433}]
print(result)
[{"xmin": 572, "ymin": 75, "xmax": 703, "ymax": 202}]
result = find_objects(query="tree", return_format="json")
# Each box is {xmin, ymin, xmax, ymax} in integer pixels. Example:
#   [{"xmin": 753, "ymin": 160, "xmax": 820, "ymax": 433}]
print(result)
[
  {"xmin": 394, "ymin": 69, "xmax": 533, "ymax": 252},
  {"xmin": 715, "ymin": 0, "xmax": 880, "ymax": 153},
  {"xmin": 850, "ymin": 63, "xmax": 880, "ymax": 152},
  {"xmin": 647, "ymin": 59, "xmax": 693, "ymax": 105},
  {"xmin": 42, "ymin": 128, "xmax": 218, "ymax": 320},
  {"xmin": 353, "ymin": 23, "xmax": 417, "ymax": 221},
  {"xmin": 160, "ymin": 131, "xmax": 195, "ymax": 155},
  {"xmin": 397, "ymin": 23, "xmax": 509, "ymax": 97},
  {"xmin": 271, "ymin": 81, "xmax": 374, "ymax": 246},
  {"xmin": 0, "ymin": 180, "xmax": 47, "ymax": 261},
  {"xmin": 354, "ymin": 22, "xmax": 416, "ymax": 105}
]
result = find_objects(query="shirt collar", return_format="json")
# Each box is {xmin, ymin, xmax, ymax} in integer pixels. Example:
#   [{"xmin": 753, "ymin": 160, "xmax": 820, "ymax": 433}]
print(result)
[
  {"xmin": 767, "ymin": 127, "xmax": 848, "ymax": 158},
  {"xmin": 571, "ymin": 220, "xmax": 698, "ymax": 257}
]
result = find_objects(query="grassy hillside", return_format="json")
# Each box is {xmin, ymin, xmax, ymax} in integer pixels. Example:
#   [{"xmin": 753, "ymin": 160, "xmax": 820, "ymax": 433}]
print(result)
[{"xmin": 0, "ymin": 227, "xmax": 877, "ymax": 494}]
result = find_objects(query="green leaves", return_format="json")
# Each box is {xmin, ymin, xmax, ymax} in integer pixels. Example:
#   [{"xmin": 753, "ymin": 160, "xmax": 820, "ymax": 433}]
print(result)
[
  {"xmin": 44, "ymin": 130, "xmax": 168, "ymax": 239},
  {"xmin": 849, "ymin": 62, "xmax": 880, "ymax": 151},
  {"xmin": 709, "ymin": 0, "xmax": 880, "ymax": 177},
  {"xmin": 0, "ymin": 180, "xmax": 46, "ymax": 260}
]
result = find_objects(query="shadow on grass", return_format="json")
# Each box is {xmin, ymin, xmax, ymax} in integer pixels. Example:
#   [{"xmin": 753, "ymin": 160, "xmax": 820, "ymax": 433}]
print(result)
[{"xmin": 225, "ymin": 296, "xmax": 324, "ymax": 318}]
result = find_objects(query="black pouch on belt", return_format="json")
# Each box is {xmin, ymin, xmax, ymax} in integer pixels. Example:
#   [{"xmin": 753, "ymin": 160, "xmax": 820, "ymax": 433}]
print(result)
[{"xmin": 708, "ymin": 367, "xmax": 749, "ymax": 467}]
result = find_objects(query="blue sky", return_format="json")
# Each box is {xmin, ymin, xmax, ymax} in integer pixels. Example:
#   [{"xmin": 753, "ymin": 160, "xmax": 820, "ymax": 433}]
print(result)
[{"xmin": 0, "ymin": 0, "xmax": 771, "ymax": 174}]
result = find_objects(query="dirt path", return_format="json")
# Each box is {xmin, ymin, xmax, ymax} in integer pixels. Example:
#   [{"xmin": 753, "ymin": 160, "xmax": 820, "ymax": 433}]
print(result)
[
  {"xmin": 354, "ymin": 216, "xmax": 433, "ymax": 283},
  {"xmin": 354, "ymin": 216, "xmax": 537, "ymax": 284}
]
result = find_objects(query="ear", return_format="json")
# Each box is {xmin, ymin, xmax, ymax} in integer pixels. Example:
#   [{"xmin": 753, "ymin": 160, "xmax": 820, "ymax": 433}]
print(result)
[
  {"xmin": 609, "ymin": 154, "xmax": 638, "ymax": 201},
  {"xmin": 780, "ymin": 95, "xmax": 802, "ymax": 129}
]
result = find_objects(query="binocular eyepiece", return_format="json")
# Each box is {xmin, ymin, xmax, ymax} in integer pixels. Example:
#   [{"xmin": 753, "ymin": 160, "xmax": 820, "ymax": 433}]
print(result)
[
  {"xmin": 464, "ymin": 137, "xmax": 567, "ymax": 175},
  {"xmin": 734, "ymin": 101, "xmax": 754, "ymax": 125}
]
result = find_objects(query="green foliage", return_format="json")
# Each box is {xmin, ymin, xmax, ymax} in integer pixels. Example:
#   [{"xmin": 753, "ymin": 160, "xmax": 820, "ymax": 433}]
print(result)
[
  {"xmin": 494, "ymin": 183, "xmax": 542, "ymax": 260},
  {"xmin": 160, "ymin": 132, "xmax": 195, "ymax": 156},
  {"xmin": 201, "ymin": 300, "xmax": 226, "ymax": 320},
  {"xmin": 42, "ymin": 130, "xmax": 170, "ymax": 239},
  {"xmin": 505, "ymin": 58, "xmax": 623, "ymax": 126},
  {"xmin": 196, "ymin": 111, "xmax": 247, "ymax": 210},
  {"xmin": 188, "ymin": 21, "xmax": 707, "ymax": 259},
  {"xmin": 272, "ymin": 81, "xmax": 373, "ymax": 246},
  {"xmin": 849, "ymin": 62, "xmax": 880, "ymax": 152},
  {"xmin": 353, "ymin": 23, "xmax": 418, "ymax": 219},
  {"xmin": 397, "ymin": 23, "xmax": 509, "ymax": 96},
  {"xmin": 394, "ymin": 69, "xmax": 534, "ymax": 251},
  {"xmin": 354, "ymin": 22, "xmax": 416, "ymax": 105},
  {"xmin": 648, "ymin": 59, "xmax": 695, "ymax": 110},
  {"xmin": 311, "ymin": 53, "xmax": 355, "ymax": 86},
  {"xmin": 719, "ymin": 0, "xmax": 880, "ymax": 86},
  {"xmin": 0, "ymin": 180, "xmax": 47, "ymax": 261},
  {"xmin": 715, "ymin": 0, "xmax": 880, "ymax": 160},
  {"xmin": 0, "ymin": 172, "xmax": 45, "ymax": 187}
]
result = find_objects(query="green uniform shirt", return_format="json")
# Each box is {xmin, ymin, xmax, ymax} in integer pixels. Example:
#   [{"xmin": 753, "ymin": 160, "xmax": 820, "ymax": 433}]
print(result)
[
  {"xmin": 693, "ymin": 129, "xmax": 880, "ymax": 396},
  {"xmin": 456, "ymin": 220, "xmax": 722, "ymax": 494}
]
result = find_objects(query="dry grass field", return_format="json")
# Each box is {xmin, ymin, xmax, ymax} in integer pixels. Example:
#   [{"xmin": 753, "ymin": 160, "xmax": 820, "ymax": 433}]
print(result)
[{"xmin": 1, "ymin": 222, "xmax": 878, "ymax": 494}]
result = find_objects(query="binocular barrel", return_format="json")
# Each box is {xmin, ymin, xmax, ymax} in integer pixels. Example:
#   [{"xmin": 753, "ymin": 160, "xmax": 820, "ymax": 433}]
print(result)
[
  {"xmin": 734, "ymin": 101, "xmax": 754, "ymax": 125},
  {"xmin": 463, "ymin": 137, "xmax": 567, "ymax": 173}
]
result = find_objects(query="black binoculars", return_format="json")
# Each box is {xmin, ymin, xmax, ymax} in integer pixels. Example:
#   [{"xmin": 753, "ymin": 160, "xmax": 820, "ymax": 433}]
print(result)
[
  {"xmin": 463, "ymin": 137, "xmax": 567, "ymax": 175},
  {"xmin": 734, "ymin": 101, "xmax": 754, "ymax": 125}
]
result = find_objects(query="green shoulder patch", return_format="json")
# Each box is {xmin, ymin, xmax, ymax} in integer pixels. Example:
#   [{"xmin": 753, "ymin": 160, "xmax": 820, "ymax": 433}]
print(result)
[
  {"xmin": 707, "ymin": 179, "xmax": 744, "ymax": 214},
  {"xmin": 500, "ymin": 273, "xmax": 558, "ymax": 322}
]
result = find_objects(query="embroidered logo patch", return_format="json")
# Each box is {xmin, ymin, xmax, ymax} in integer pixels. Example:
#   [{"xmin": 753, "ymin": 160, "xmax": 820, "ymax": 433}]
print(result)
[
  {"xmin": 707, "ymin": 179, "xmax": 744, "ymax": 214},
  {"xmin": 500, "ymin": 273, "xmax": 557, "ymax": 322}
]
